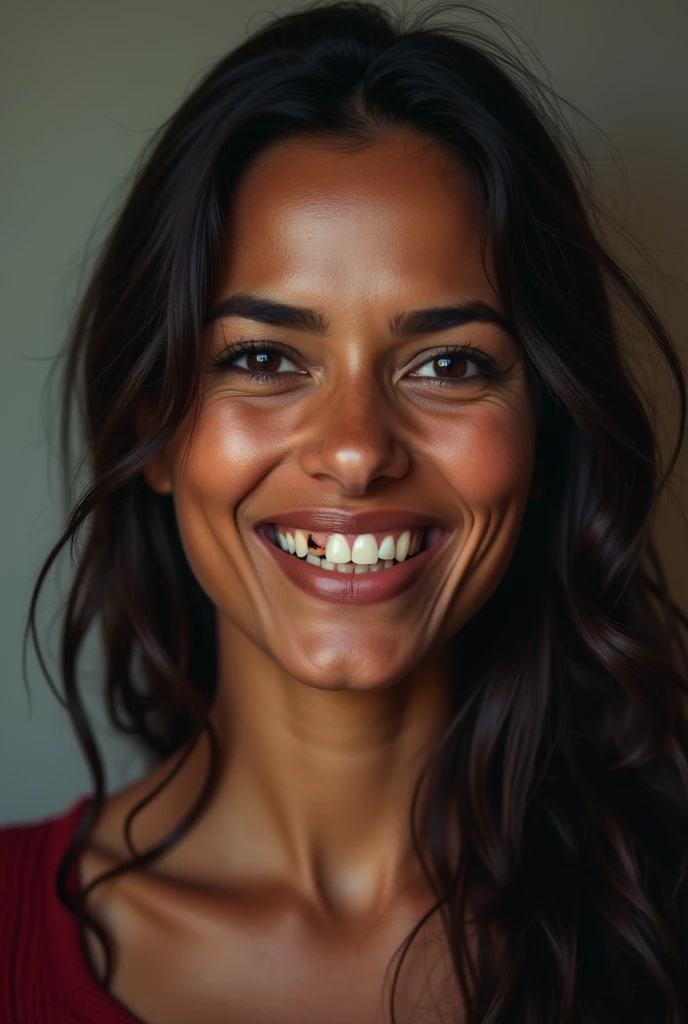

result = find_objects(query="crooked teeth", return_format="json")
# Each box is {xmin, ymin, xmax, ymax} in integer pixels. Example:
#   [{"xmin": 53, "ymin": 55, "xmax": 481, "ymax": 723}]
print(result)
[{"xmin": 273, "ymin": 526, "xmax": 426, "ymax": 571}]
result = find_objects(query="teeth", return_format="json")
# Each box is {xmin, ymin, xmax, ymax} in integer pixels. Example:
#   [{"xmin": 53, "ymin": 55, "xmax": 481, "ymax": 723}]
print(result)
[
  {"xmin": 395, "ymin": 530, "xmax": 411, "ymax": 562},
  {"xmin": 351, "ymin": 534, "xmax": 378, "ymax": 565},
  {"xmin": 272, "ymin": 526, "xmax": 428, "ymax": 572},
  {"xmin": 325, "ymin": 534, "xmax": 352, "ymax": 564},
  {"xmin": 377, "ymin": 535, "xmax": 395, "ymax": 560}
]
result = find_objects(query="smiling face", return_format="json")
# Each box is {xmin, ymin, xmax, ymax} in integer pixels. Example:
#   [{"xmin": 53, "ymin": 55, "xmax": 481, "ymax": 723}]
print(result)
[{"xmin": 141, "ymin": 132, "xmax": 541, "ymax": 691}]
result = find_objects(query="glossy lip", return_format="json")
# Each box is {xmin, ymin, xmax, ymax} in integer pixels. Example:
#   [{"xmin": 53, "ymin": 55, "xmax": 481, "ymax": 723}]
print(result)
[
  {"xmin": 253, "ymin": 522, "xmax": 452, "ymax": 605},
  {"xmin": 254, "ymin": 507, "xmax": 453, "ymax": 535}
]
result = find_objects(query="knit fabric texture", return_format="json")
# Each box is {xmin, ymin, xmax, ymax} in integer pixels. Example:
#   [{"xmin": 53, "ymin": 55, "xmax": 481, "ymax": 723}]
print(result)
[{"xmin": 0, "ymin": 795, "xmax": 143, "ymax": 1023}]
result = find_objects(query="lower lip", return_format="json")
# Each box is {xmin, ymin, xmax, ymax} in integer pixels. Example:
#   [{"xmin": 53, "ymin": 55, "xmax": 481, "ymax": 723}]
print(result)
[{"xmin": 253, "ymin": 526, "xmax": 451, "ymax": 605}]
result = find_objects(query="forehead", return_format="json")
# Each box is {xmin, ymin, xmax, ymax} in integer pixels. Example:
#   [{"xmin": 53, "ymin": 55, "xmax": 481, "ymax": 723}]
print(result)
[{"xmin": 221, "ymin": 133, "xmax": 498, "ymax": 309}]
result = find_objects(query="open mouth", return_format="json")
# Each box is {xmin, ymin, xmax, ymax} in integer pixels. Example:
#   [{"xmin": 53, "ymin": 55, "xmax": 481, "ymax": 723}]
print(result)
[{"xmin": 260, "ymin": 523, "xmax": 446, "ymax": 572}]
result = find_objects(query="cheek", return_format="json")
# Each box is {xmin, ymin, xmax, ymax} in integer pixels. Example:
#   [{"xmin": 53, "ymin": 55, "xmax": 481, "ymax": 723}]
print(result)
[
  {"xmin": 429, "ymin": 407, "xmax": 535, "ymax": 508},
  {"xmin": 165, "ymin": 401, "xmax": 291, "ymax": 610},
  {"xmin": 175, "ymin": 401, "xmax": 286, "ymax": 508}
]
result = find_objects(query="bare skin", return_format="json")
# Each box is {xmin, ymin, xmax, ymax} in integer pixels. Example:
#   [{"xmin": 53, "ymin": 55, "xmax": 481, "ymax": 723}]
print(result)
[{"xmin": 77, "ymin": 131, "xmax": 541, "ymax": 1024}]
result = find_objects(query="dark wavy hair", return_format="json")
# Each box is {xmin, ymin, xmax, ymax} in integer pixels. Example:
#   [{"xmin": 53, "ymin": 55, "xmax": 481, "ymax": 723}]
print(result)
[{"xmin": 24, "ymin": 1, "xmax": 688, "ymax": 1020}]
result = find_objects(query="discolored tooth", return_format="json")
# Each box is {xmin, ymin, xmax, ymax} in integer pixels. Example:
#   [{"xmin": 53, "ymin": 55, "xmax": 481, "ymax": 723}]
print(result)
[
  {"xmin": 307, "ymin": 533, "xmax": 327, "ymax": 556},
  {"xmin": 351, "ymin": 534, "xmax": 379, "ymax": 565},
  {"xmin": 409, "ymin": 530, "xmax": 421, "ymax": 556},
  {"xmin": 377, "ymin": 535, "xmax": 395, "ymax": 560},
  {"xmin": 295, "ymin": 529, "xmax": 309, "ymax": 558},
  {"xmin": 286, "ymin": 532, "xmax": 296, "ymax": 555},
  {"xmin": 368, "ymin": 562, "xmax": 383, "ymax": 572},
  {"xmin": 321, "ymin": 559, "xmax": 336, "ymax": 570},
  {"xmin": 326, "ymin": 533, "xmax": 351, "ymax": 564},
  {"xmin": 306, "ymin": 553, "xmax": 321, "ymax": 567},
  {"xmin": 395, "ymin": 530, "xmax": 411, "ymax": 562},
  {"xmin": 336, "ymin": 562, "xmax": 354, "ymax": 573},
  {"xmin": 354, "ymin": 564, "xmax": 369, "ymax": 573},
  {"xmin": 383, "ymin": 560, "xmax": 394, "ymax": 569}
]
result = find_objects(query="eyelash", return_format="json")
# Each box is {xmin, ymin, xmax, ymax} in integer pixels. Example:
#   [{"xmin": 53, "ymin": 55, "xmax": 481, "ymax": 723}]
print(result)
[{"xmin": 209, "ymin": 338, "xmax": 508, "ymax": 388}]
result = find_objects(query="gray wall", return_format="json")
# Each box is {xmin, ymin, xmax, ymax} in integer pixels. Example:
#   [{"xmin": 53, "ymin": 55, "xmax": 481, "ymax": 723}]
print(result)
[{"xmin": 2, "ymin": 0, "xmax": 687, "ymax": 824}]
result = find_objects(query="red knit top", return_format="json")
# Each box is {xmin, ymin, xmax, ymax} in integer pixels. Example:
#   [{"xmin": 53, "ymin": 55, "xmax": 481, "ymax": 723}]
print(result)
[{"xmin": 0, "ymin": 795, "xmax": 144, "ymax": 1023}]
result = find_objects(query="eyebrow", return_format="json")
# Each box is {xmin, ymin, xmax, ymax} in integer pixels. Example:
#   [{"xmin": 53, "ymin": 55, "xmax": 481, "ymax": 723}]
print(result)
[{"xmin": 204, "ymin": 292, "xmax": 516, "ymax": 339}]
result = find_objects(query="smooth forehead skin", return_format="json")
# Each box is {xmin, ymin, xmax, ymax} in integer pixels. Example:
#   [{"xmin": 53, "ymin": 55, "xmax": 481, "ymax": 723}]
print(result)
[{"xmin": 221, "ymin": 134, "xmax": 501, "ymax": 333}]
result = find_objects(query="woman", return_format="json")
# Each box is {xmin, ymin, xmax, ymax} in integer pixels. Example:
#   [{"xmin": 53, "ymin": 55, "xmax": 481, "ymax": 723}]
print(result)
[{"xmin": 2, "ymin": 1, "xmax": 687, "ymax": 1021}]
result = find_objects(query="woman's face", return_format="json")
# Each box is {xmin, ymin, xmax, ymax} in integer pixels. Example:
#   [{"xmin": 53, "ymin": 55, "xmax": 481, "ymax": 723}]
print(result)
[{"xmin": 143, "ymin": 132, "xmax": 540, "ymax": 690}]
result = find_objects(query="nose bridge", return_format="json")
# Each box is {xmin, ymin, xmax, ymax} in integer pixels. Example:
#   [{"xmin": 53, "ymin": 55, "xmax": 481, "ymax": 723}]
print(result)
[{"xmin": 298, "ymin": 368, "xmax": 409, "ymax": 492}]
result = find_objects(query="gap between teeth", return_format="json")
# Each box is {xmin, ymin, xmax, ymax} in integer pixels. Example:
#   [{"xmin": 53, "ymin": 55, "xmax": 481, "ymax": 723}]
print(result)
[{"xmin": 273, "ymin": 528, "xmax": 424, "ymax": 570}]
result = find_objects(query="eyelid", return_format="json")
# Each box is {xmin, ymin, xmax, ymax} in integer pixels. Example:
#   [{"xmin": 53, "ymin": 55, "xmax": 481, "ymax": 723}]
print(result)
[
  {"xmin": 210, "ymin": 337, "xmax": 508, "ymax": 382},
  {"xmin": 210, "ymin": 338, "xmax": 304, "ymax": 371},
  {"xmin": 404, "ymin": 341, "xmax": 502, "ymax": 374}
]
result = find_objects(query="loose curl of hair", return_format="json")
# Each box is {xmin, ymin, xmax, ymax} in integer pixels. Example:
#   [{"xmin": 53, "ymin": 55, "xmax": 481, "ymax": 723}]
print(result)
[{"xmin": 23, "ymin": 1, "xmax": 688, "ymax": 1020}]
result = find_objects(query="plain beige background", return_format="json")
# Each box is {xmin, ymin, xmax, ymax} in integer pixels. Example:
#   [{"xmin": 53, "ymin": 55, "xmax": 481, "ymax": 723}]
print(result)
[{"xmin": 2, "ymin": 0, "xmax": 687, "ymax": 823}]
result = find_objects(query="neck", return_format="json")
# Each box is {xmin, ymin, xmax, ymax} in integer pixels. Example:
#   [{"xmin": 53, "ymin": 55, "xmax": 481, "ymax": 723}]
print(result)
[{"xmin": 123, "ymin": 618, "xmax": 457, "ymax": 919}]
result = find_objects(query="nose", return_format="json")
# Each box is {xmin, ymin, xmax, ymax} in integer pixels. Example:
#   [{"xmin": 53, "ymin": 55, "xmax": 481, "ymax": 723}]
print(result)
[{"xmin": 298, "ymin": 379, "xmax": 411, "ymax": 496}]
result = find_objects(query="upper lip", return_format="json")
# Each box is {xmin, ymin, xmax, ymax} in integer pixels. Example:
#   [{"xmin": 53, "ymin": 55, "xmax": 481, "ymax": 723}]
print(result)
[{"xmin": 254, "ymin": 508, "xmax": 452, "ymax": 534}]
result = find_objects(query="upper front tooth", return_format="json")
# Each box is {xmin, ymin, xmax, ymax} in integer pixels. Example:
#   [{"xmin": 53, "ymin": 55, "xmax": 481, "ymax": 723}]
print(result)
[
  {"xmin": 294, "ymin": 529, "xmax": 309, "ymax": 558},
  {"xmin": 377, "ymin": 535, "xmax": 395, "ymax": 560},
  {"xmin": 325, "ymin": 533, "xmax": 352, "ymax": 564},
  {"xmin": 351, "ymin": 534, "xmax": 379, "ymax": 565}
]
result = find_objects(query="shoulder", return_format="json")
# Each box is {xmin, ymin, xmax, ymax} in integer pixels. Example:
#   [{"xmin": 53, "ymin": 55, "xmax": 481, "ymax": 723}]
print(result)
[
  {"xmin": 0, "ymin": 796, "xmax": 92, "ymax": 914},
  {"xmin": 0, "ymin": 798, "xmax": 92, "ymax": 1019},
  {"xmin": 0, "ymin": 807, "xmax": 56, "ymax": 922}
]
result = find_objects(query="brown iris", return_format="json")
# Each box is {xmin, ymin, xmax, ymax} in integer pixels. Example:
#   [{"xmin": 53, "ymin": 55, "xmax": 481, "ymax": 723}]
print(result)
[
  {"xmin": 432, "ymin": 355, "xmax": 466, "ymax": 379},
  {"xmin": 247, "ymin": 350, "xmax": 282, "ymax": 373}
]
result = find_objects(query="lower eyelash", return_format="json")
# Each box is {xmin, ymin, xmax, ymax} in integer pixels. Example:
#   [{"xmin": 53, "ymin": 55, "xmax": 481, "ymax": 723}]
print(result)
[{"xmin": 210, "ymin": 339, "xmax": 506, "ymax": 385}]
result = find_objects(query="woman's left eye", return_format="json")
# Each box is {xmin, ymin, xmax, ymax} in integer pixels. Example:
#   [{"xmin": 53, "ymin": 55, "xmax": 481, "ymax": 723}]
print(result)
[{"xmin": 407, "ymin": 348, "xmax": 499, "ymax": 385}]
